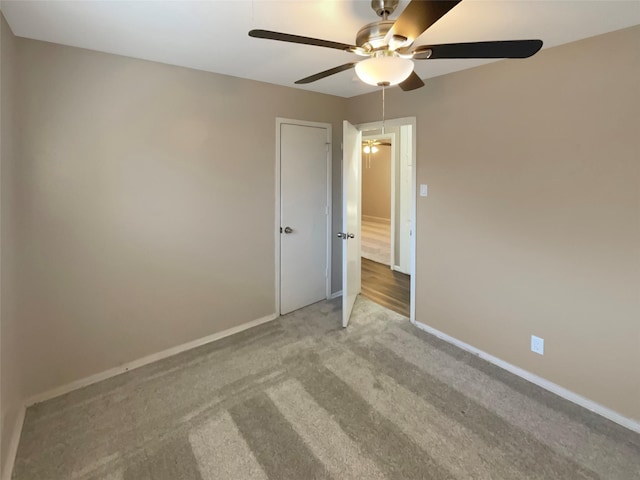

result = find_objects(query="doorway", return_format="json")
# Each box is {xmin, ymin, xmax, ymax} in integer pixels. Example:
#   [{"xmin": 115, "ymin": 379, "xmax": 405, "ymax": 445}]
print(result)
[
  {"xmin": 276, "ymin": 118, "xmax": 332, "ymax": 315},
  {"xmin": 361, "ymin": 133, "xmax": 394, "ymax": 266},
  {"xmin": 358, "ymin": 120, "xmax": 415, "ymax": 319}
]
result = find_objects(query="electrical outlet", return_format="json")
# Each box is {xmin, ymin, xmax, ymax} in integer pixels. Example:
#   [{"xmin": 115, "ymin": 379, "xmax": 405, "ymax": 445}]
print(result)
[{"xmin": 531, "ymin": 335, "xmax": 544, "ymax": 355}]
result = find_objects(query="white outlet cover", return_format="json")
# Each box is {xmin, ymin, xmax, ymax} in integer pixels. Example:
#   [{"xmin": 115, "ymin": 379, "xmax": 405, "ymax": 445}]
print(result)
[
  {"xmin": 531, "ymin": 335, "xmax": 544, "ymax": 355},
  {"xmin": 420, "ymin": 184, "xmax": 428, "ymax": 197}
]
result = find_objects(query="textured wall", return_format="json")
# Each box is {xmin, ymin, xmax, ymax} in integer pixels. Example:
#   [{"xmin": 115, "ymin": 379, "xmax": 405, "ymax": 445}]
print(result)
[
  {"xmin": 348, "ymin": 26, "xmax": 640, "ymax": 421},
  {"xmin": 14, "ymin": 38, "xmax": 346, "ymax": 400},
  {"xmin": 1, "ymin": 13, "xmax": 22, "ymax": 475}
]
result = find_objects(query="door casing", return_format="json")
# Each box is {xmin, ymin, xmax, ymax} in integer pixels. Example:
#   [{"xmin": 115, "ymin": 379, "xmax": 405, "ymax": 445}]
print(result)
[{"xmin": 356, "ymin": 117, "xmax": 417, "ymax": 323}]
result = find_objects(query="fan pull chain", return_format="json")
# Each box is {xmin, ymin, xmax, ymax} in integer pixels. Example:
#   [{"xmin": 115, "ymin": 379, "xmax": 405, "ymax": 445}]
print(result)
[{"xmin": 382, "ymin": 84, "xmax": 386, "ymax": 135}]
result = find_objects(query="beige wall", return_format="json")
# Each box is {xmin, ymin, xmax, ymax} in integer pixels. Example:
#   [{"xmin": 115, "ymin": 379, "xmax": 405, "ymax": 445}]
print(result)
[
  {"xmin": 1, "ymin": 14, "xmax": 22, "ymax": 474},
  {"xmin": 348, "ymin": 26, "xmax": 640, "ymax": 421},
  {"xmin": 362, "ymin": 144, "xmax": 391, "ymax": 220},
  {"xmin": 14, "ymin": 38, "xmax": 347, "ymax": 400}
]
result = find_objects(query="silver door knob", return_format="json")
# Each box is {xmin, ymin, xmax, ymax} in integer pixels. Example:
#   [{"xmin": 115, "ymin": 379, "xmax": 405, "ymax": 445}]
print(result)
[
  {"xmin": 337, "ymin": 232, "xmax": 345, "ymax": 238},
  {"xmin": 284, "ymin": 226, "xmax": 293, "ymax": 234},
  {"xmin": 347, "ymin": 233, "xmax": 355, "ymax": 239}
]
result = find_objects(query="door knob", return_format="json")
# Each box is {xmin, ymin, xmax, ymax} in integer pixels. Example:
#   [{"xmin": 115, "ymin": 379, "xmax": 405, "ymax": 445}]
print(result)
[
  {"xmin": 283, "ymin": 226, "xmax": 293, "ymax": 234},
  {"xmin": 337, "ymin": 232, "xmax": 354, "ymax": 239}
]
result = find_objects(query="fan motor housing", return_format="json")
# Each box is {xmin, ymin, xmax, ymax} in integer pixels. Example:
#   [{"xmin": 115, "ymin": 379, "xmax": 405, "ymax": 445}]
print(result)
[{"xmin": 356, "ymin": 20, "xmax": 395, "ymax": 50}]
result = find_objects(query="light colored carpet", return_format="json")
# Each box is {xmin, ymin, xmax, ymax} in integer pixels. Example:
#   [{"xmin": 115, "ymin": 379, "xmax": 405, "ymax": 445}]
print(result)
[
  {"xmin": 13, "ymin": 297, "xmax": 640, "ymax": 479},
  {"xmin": 361, "ymin": 217, "xmax": 391, "ymax": 266}
]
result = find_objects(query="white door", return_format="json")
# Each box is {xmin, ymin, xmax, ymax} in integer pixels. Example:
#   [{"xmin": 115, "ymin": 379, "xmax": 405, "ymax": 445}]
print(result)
[
  {"xmin": 280, "ymin": 122, "xmax": 330, "ymax": 315},
  {"xmin": 341, "ymin": 120, "xmax": 362, "ymax": 327}
]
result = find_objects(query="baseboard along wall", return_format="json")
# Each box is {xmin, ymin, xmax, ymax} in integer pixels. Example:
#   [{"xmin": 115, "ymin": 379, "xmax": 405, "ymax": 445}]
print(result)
[
  {"xmin": 2, "ymin": 313, "xmax": 278, "ymax": 480},
  {"xmin": 26, "ymin": 312, "xmax": 278, "ymax": 407},
  {"xmin": 6, "ymin": 310, "xmax": 638, "ymax": 480},
  {"xmin": 413, "ymin": 320, "xmax": 640, "ymax": 434},
  {"xmin": 2, "ymin": 406, "xmax": 26, "ymax": 480}
]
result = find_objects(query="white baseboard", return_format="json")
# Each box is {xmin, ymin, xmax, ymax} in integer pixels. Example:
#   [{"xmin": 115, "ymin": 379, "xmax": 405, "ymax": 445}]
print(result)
[
  {"xmin": 391, "ymin": 265, "xmax": 410, "ymax": 275},
  {"xmin": 413, "ymin": 320, "xmax": 640, "ymax": 434},
  {"xmin": 2, "ymin": 405, "xmax": 25, "ymax": 480},
  {"xmin": 26, "ymin": 313, "xmax": 278, "ymax": 407},
  {"xmin": 2, "ymin": 312, "xmax": 278, "ymax": 480},
  {"xmin": 330, "ymin": 290, "xmax": 343, "ymax": 299}
]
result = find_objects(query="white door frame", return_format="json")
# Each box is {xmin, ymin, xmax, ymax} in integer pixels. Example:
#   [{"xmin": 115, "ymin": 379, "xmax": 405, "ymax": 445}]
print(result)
[
  {"xmin": 361, "ymin": 132, "xmax": 396, "ymax": 268},
  {"xmin": 356, "ymin": 117, "xmax": 417, "ymax": 322},
  {"xmin": 396, "ymin": 124, "xmax": 412, "ymax": 275},
  {"xmin": 275, "ymin": 118, "xmax": 332, "ymax": 316}
]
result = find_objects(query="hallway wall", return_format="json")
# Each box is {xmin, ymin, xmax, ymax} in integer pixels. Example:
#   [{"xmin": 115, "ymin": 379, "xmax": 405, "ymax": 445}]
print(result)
[{"xmin": 362, "ymin": 144, "xmax": 392, "ymax": 220}]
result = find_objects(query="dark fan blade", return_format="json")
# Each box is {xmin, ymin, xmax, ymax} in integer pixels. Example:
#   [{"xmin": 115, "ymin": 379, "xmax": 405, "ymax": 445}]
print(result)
[
  {"xmin": 295, "ymin": 63, "xmax": 358, "ymax": 84},
  {"xmin": 399, "ymin": 71, "xmax": 425, "ymax": 91},
  {"xmin": 390, "ymin": 0, "xmax": 462, "ymax": 43},
  {"xmin": 414, "ymin": 40, "xmax": 543, "ymax": 59},
  {"xmin": 249, "ymin": 29, "xmax": 356, "ymax": 51}
]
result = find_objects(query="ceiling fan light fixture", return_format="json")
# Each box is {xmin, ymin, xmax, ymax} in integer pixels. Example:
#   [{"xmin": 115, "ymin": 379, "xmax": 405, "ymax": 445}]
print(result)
[
  {"xmin": 363, "ymin": 145, "xmax": 380, "ymax": 154},
  {"xmin": 355, "ymin": 54, "xmax": 414, "ymax": 86}
]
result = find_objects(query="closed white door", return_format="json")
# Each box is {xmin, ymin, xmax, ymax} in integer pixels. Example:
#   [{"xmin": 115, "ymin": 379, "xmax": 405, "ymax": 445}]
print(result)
[
  {"xmin": 342, "ymin": 120, "xmax": 362, "ymax": 327},
  {"xmin": 280, "ymin": 122, "xmax": 330, "ymax": 315}
]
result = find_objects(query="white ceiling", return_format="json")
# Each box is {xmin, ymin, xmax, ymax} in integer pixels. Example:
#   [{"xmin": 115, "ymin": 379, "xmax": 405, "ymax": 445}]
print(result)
[{"xmin": 2, "ymin": 0, "xmax": 639, "ymax": 98}]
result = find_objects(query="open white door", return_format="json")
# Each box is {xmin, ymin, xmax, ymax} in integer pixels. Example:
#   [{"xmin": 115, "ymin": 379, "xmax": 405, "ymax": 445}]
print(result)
[{"xmin": 341, "ymin": 121, "xmax": 362, "ymax": 327}]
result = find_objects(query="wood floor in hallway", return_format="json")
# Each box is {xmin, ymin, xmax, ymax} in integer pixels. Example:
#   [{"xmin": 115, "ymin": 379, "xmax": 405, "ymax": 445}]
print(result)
[
  {"xmin": 361, "ymin": 217, "xmax": 391, "ymax": 266},
  {"xmin": 361, "ymin": 257, "xmax": 410, "ymax": 318}
]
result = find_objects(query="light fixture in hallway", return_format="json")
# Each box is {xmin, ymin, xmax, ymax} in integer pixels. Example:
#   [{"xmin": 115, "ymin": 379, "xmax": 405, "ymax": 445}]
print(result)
[
  {"xmin": 362, "ymin": 139, "xmax": 390, "ymax": 168},
  {"xmin": 363, "ymin": 144, "xmax": 379, "ymax": 154}
]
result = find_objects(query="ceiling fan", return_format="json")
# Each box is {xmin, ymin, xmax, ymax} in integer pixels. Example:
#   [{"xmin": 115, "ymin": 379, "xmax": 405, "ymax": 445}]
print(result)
[
  {"xmin": 362, "ymin": 139, "xmax": 391, "ymax": 167},
  {"xmin": 249, "ymin": 0, "xmax": 543, "ymax": 91},
  {"xmin": 363, "ymin": 139, "xmax": 392, "ymax": 153}
]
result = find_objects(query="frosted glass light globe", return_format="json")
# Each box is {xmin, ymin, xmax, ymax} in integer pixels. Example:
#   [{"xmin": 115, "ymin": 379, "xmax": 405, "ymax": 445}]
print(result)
[{"xmin": 355, "ymin": 56, "xmax": 415, "ymax": 86}]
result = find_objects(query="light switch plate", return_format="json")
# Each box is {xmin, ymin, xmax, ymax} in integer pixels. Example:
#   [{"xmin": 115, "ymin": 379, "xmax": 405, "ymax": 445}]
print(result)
[{"xmin": 420, "ymin": 184, "xmax": 428, "ymax": 197}]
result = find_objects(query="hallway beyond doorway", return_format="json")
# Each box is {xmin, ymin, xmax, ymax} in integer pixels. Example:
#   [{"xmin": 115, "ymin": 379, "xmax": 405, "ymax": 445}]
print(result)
[
  {"xmin": 361, "ymin": 258, "xmax": 410, "ymax": 317},
  {"xmin": 361, "ymin": 217, "xmax": 391, "ymax": 266}
]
